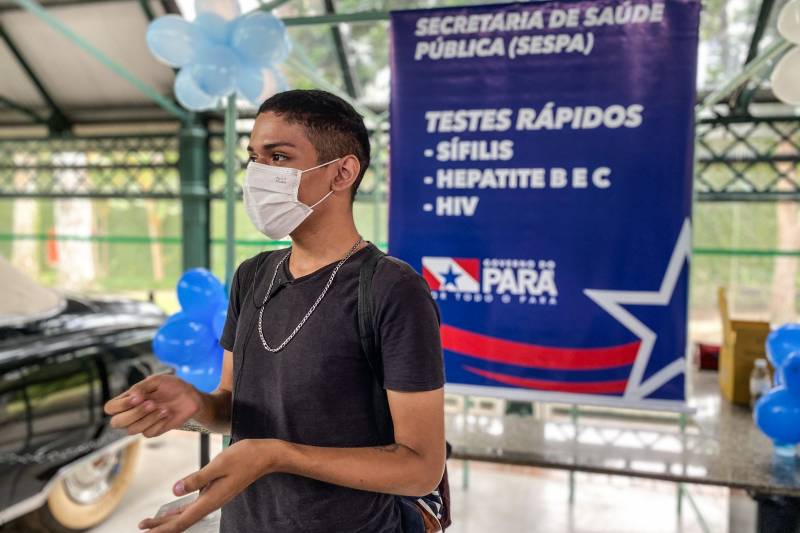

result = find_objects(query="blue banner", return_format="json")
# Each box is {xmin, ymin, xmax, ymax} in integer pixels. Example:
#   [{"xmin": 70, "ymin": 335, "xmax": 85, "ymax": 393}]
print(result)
[{"xmin": 389, "ymin": 0, "xmax": 699, "ymax": 409}]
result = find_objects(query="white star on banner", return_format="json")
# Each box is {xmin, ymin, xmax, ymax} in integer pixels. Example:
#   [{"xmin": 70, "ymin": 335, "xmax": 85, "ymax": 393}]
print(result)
[{"xmin": 583, "ymin": 218, "xmax": 692, "ymax": 400}]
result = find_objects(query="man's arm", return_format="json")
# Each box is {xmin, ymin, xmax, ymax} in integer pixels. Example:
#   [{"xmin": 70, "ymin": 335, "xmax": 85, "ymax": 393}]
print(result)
[
  {"xmin": 179, "ymin": 386, "xmax": 445, "ymax": 498},
  {"xmin": 182, "ymin": 269, "xmax": 445, "ymax": 495},
  {"xmin": 105, "ymin": 349, "xmax": 234, "ymax": 437},
  {"xmin": 140, "ymin": 387, "xmax": 444, "ymax": 532},
  {"xmin": 173, "ymin": 388, "xmax": 445, "ymax": 496}
]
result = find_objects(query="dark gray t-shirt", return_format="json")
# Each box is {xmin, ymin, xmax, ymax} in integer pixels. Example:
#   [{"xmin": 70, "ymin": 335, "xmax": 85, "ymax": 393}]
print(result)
[{"xmin": 218, "ymin": 243, "xmax": 444, "ymax": 533}]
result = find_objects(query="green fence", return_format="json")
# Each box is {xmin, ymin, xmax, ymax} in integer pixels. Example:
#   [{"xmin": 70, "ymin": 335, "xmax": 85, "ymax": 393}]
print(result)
[{"xmin": 0, "ymin": 115, "xmax": 798, "ymax": 322}]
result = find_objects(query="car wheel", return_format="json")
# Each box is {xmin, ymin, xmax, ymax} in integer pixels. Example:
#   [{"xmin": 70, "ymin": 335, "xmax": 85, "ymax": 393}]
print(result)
[{"xmin": 21, "ymin": 440, "xmax": 141, "ymax": 532}]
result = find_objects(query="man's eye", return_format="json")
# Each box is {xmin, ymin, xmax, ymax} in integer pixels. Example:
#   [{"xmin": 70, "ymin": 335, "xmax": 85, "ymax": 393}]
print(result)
[
  {"xmin": 248, "ymin": 155, "xmax": 257, "ymax": 162},
  {"xmin": 271, "ymin": 153, "xmax": 287, "ymax": 163}
]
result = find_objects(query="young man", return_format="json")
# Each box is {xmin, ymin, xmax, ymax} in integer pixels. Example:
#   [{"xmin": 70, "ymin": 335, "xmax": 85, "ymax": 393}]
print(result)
[{"xmin": 104, "ymin": 89, "xmax": 446, "ymax": 533}]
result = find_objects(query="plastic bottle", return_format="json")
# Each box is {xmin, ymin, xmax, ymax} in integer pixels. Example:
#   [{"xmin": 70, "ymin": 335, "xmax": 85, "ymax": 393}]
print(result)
[{"xmin": 750, "ymin": 358, "xmax": 772, "ymax": 408}]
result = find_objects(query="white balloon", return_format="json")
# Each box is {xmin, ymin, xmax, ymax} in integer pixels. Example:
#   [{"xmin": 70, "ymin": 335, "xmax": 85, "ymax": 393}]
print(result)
[
  {"xmin": 194, "ymin": 0, "xmax": 240, "ymax": 21},
  {"xmin": 771, "ymin": 47, "xmax": 800, "ymax": 105},
  {"xmin": 778, "ymin": 0, "xmax": 800, "ymax": 45}
]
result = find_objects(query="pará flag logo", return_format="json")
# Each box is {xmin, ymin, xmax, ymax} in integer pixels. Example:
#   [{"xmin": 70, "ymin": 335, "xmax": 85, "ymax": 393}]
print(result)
[{"xmin": 422, "ymin": 257, "xmax": 480, "ymax": 293}]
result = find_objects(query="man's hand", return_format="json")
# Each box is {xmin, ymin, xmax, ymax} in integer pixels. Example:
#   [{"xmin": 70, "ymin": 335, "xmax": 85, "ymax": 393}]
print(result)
[
  {"xmin": 137, "ymin": 439, "xmax": 279, "ymax": 533},
  {"xmin": 135, "ymin": 386, "xmax": 444, "ymax": 532},
  {"xmin": 104, "ymin": 374, "xmax": 204, "ymax": 438}
]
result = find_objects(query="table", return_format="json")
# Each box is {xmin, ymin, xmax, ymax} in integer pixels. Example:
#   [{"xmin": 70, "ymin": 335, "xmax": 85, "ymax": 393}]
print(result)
[
  {"xmin": 165, "ymin": 371, "xmax": 800, "ymax": 532},
  {"xmin": 444, "ymin": 370, "xmax": 800, "ymax": 531}
]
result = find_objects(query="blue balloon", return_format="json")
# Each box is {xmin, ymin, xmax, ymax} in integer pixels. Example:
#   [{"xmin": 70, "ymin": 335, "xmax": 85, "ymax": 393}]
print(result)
[
  {"xmin": 146, "ymin": 4, "xmax": 291, "ymax": 111},
  {"xmin": 187, "ymin": 43, "xmax": 238, "ymax": 97},
  {"xmin": 162, "ymin": 311, "xmax": 184, "ymax": 327},
  {"xmin": 152, "ymin": 313, "xmax": 218, "ymax": 367},
  {"xmin": 212, "ymin": 305, "xmax": 227, "ymax": 340},
  {"xmin": 177, "ymin": 268, "xmax": 226, "ymax": 322},
  {"xmin": 177, "ymin": 345, "xmax": 223, "ymax": 393},
  {"xmin": 234, "ymin": 63, "xmax": 264, "ymax": 105},
  {"xmin": 783, "ymin": 351, "xmax": 800, "ymax": 395},
  {"xmin": 754, "ymin": 353, "xmax": 800, "ymax": 447},
  {"xmin": 194, "ymin": 12, "xmax": 230, "ymax": 45},
  {"xmin": 146, "ymin": 15, "xmax": 198, "ymax": 68},
  {"xmin": 230, "ymin": 11, "xmax": 291, "ymax": 68},
  {"xmin": 754, "ymin": 388, "xmax": 800, "ymax": 446},
  {"xmin": 235, "ymin": 66, "xmax": 289, "ymax": 106},
  {"xmin": 771, "ymin": 351, "xmax": 800, "ymax": 390},
  {"xmin": 174, "ymin": 68, "xmax": 218, "ymax": 111},
  {"xmin": 767, "ymin": 324, "xmax": 800, "ymax": 370}
]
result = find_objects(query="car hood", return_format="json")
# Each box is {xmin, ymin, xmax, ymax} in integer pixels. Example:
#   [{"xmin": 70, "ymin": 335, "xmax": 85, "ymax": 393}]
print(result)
[{"xmin": 0, "ymin": 254, "xmax": 65, "ymax": 327}]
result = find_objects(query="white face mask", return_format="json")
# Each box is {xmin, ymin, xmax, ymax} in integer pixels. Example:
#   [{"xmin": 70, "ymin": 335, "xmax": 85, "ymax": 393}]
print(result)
[{"xmin": 242, "ymin": 158, "xmax": 341, "ymax": 240}]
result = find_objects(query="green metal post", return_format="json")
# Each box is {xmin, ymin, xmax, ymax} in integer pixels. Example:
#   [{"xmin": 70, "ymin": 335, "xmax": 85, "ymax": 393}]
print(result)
[
  {"xmin": 696, "ymin": 38, "xmax": 792, "ymax": 116},
  {"xmin": 733, "ymin": 0, "xmax": 777, "ymax": 112},
  {"xmin": 324, "ymin": 0, "xmax": 360, "ymax": 99},
  {"xmin": 569, "ymin": 405, "xmax": 578, "ymax": 505},
  {"xmin": 179, "ymin": 118, "xmax": 212, "ymax": 467},
  {"xmin": 677, "ymin": 413, "xmax": 687, "ymax": 520},
  {"xmin": 137, "ymin": 0, "xmax": 155, "ymax": 21},
  {"xmin": 675, "ymin": 413, "xmax": 712, "ymax": 533},
  {"xmin": 221, "ymin": 95, "xmax": 238, "ymax": 451},
  {"xmin": 224, "ymin": 95, "xmax": 238, "ymax": 293},
  {"xmin": 462, "ymin": 395, "xmax": 470, "ymax": 491},
  {"xmin": 281, "ymin": 10, "xmax": 390, "ymax": 26},
  {"xmin": 179, "ymin": 120, "xmax": 211, "ymax": 274},
  {"xmin": 259, "ymin": 0, "xmax": 293, "ymax": 10}
]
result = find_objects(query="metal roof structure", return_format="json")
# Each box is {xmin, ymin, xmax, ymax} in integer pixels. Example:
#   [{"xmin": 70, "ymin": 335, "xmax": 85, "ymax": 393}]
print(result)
[
  {"xmin": 0, "ymin": 0, "xmax": 796, "ymax": 136},
  {"xmin": 0, "ymin": 0, "xmax": 797, "ymax": 208},
  {"xmin": 0, "ymin": 0, "xmax": 181, "ymax": 131},
  {"xmin": 0, "ymin": 0, "xmax": 404, "ymax": 134}
]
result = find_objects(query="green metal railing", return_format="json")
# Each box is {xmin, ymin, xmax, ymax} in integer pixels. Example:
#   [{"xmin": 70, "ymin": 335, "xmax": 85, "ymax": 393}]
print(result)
[
  {"xmin": 2, "ymin": 234, "xmax": 799, "ymax": 258},
  {"xmin": 695, "ymin": 115, "xmax": 800, "ymax": 201},
  {"xmin": 1, "ymin": 116, "xmax": 796, "ymax": 201},
  {"xmin": 0, "ymin": 132, "xmax": 388, "ymax": 200}
]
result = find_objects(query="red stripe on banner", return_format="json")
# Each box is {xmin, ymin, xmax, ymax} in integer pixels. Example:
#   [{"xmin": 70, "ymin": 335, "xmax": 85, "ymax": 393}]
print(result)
[
  {"xmin": 464, "ymin": 366, "xmax": 628, "ymax": 394},
  {"xmin": 422, "ymin": 266, "xmax": 440, "ymax": 291},
  {"xmin": 441, "ymin": 324, "xmax": 639, "ymax": 370},
  {"xmin": 454, "ymin": 258, "xmax": 480, "ymax": 281}
]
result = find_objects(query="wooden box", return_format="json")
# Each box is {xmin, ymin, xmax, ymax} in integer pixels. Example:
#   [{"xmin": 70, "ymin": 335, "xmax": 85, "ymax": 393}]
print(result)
[{"xmin": 717, "ymin": 287, "xmax": 771, "ymax": 406}]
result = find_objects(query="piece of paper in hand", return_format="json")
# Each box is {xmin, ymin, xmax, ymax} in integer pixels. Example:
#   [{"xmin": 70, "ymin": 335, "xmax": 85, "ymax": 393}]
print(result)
[{"xmin": 154, "ymin": 493, "xmax": 221, "ymax": 533}]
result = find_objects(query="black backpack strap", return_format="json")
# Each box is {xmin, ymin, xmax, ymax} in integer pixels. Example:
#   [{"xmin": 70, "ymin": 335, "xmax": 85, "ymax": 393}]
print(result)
[
  {"xmin": 231, "ymin": 249, "xmax": 281, "ymax": 431},
  {"xmin": 358, "ymin": 246, "xmax": 387, "ymax": 386}
]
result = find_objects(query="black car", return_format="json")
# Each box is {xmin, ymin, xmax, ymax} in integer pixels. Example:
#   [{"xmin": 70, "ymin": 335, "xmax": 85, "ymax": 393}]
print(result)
[{"xmin": 0, "ymin": 256, "xmax": 166, "ymax": 532}]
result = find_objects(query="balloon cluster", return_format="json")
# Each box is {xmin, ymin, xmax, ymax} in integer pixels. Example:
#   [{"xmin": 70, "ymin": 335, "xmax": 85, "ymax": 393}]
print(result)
[
  {"xmin": 753, "ymin": 324, "xmax": 800, "ymax": 454},
  {"xmin": 146, "ymin": 0, "xmax": 290, "ymax": 111},
  {"xmin": 152, "ymin": 269, "xmax": 228, "ymax": 393},
  {"xmin": 772, "ymin": 0, "xmax": 800, "ymax": 105}
]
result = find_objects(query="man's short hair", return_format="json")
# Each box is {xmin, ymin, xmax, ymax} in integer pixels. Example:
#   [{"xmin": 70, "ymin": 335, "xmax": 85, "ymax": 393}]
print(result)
[{"xmin": 257, "ymin": 89, "xmax": 371, "ymax": 202}]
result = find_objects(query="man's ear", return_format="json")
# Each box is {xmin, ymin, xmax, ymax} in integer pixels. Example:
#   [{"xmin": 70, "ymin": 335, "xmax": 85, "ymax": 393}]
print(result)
[{"xmin": 331, "ymin": 154, "xmax": 361, "ymax": 193}]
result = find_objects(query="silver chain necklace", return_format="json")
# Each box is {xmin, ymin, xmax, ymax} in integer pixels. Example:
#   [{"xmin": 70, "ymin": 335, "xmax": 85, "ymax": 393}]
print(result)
[{"xmin": 257, "ymin": 236, "xmax": 363, "ymax": 353}]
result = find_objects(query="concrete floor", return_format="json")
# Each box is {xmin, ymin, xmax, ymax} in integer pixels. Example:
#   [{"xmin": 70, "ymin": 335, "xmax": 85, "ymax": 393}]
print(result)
[{"xmin": 75, "ymin": 431, "xmax": 741, "ymax": 533}]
